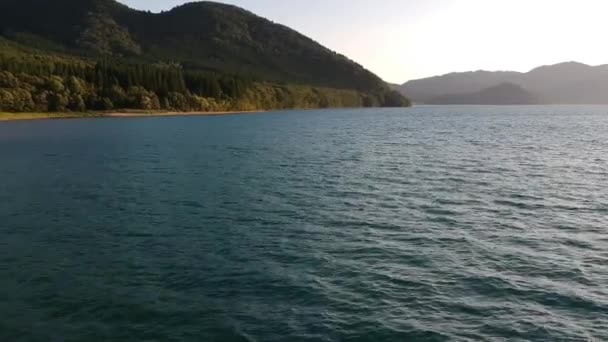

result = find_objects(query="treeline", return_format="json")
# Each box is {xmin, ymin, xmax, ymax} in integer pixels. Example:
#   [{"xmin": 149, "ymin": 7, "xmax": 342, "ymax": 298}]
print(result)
[
  {"xmin": 0, "ymin": 54, "xmax": 409, "ymax": 113},
  {"xmin": 0, "ymin": 55, "xmax": 253, "ymax": 112}
]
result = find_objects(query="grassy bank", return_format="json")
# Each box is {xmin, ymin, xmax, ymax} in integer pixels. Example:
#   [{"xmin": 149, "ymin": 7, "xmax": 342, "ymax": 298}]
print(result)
[
  {"xmin": 0, "ymin": 112, "xmax": 105, "ymax": 121},
  {"xmin": 0, "ymin": 110, "xmax": 265, "ymax": 122}
]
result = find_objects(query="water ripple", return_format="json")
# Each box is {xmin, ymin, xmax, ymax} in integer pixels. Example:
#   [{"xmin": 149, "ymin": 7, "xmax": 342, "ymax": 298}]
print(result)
[{"xmin": 0, "ymin": 106, "xmax": 607, "ymax": 341}]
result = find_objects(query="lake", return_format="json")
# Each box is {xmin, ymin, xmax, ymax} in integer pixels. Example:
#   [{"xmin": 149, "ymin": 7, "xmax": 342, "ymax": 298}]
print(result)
[{"xmin": 0, "ymin": 106, "xmax": 607, "ymax": 341}]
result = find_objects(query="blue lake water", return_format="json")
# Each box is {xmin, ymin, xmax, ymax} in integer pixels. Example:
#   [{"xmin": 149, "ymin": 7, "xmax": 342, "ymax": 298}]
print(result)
[{"xmin": 0, "ymin": 106, "xmax": 607, "ymax": 341}]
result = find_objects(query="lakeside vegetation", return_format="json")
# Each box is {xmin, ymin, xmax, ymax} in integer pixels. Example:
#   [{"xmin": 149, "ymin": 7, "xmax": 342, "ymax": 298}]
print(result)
[
  {"xmin": 0, "ymin": 0, "xmax": 410, "ymax": 115},
  {"xmin": 0, "ymin": 111, "xmax": 258, "ymax": 121},
  {"xmin": 0, "ymin": 52, "xmax": 402, "ymax": 114},
  {"xmin": 0, "ymin": 112, "xmax": 100, "ymax": 121}
]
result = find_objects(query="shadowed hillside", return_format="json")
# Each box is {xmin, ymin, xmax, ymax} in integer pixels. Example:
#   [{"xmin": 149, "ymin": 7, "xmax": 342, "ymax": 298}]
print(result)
[
  {"xmin": 0, "ymin": 0, "xmax": 410, "ymax": 113},
  {"xmin": 426, "ymin": 83, "xmax": 540, "ymax": 105}
]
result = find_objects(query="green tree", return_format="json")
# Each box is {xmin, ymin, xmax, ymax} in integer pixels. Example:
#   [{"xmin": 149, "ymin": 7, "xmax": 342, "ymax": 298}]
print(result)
[
  {"xmin": 68, "ymin": 94, "xmax": 86, "ymax": 111},
  {"xmin": 0, "ymin": 71, "xmax": 19, "ymax": 88},
  {"xmin": 0, "ymin": 89, "xmax": 15, "ymax": 111},
  {"xmin": 47, "ymin": 92, "xmax": 69, "ymax": 112}
]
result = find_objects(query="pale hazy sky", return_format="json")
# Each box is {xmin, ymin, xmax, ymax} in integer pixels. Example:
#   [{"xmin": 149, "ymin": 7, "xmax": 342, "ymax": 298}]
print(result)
[{"xmin": 120, "ymin": 0, "xmax": 608, "ymax": 83}]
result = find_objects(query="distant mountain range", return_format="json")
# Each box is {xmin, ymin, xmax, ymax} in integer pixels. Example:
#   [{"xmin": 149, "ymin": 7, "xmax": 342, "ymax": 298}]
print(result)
[
  {"xmin": 426, "ymin": 83, "xmax": 540, "ymax": 105},
  {"xmin": 398, "ymin": 62, "xmax": 608, "ymax": 104}
]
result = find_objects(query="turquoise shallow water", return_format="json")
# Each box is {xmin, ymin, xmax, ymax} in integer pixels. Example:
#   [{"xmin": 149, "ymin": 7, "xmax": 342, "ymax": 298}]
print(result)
[{"xmin": 0, "ymin": 106, "xmax": 607, "ymax": 341}]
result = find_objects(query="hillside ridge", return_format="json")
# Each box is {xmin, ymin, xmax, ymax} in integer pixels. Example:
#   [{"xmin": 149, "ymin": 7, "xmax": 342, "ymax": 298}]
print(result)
[{"xmin": 0, "ymin": 0, "xmax": 410, "ymax": 113}]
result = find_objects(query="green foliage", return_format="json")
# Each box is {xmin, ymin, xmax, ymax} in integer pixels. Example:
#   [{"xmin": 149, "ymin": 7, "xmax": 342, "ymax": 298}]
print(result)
[
  {"xmin": 0, "ymin": 1, "xmax": 410, "ymax": 97},
  {"xmin": 77, "ymin": 13, "xmax": 142, "ymax": 56},
  {"xmin": 100, "ymin": 97, "xmax": 114, "ymax": 110},
  {"xmin": 232, "ymin": 83, "xmax": 383, "ymax": 111},
  {"xmin": 0, "ymin": 70, "xmax": 19, "ymax": 88},
  {"xmin": 381, "ymin": 90, "xmax": 412, "ymax": 107},
  {"xmin": 126, "ymin": 86, "xmax": 160, "ymax": 110},
  {"xmin": 0, "ymin": 0, "xmax": 411, "ymax": 113},
  {"xmin": 47, "ymin": 92, "xmax": 69, "ymax": 112},
  {"xmin": 0, "ymin": 52, "xmax": 409, "ymax": 113}
]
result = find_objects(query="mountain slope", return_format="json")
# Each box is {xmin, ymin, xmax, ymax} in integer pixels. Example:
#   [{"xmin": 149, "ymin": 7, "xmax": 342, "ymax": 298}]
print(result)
[
  {"xmin": 0, "ymin": 0, "xmax": 411, "ymax": 113},
  {"xmin": 400, "ymin": 62, "xmax": 608, "ymax": 104},
  {"xmin": 0, "ymin": 0, "xmax": 393, "ymax": 94},
  {"xmin": 426, "ymin": 83, "xmax": 539, "ymax": 105},
  {"xmin": 522, "ymin": 62, "xmax": 608, "ymax": 104},
  {"xmin": 401, "ymin": 70, "xmax": 522, "ymax": 104}
]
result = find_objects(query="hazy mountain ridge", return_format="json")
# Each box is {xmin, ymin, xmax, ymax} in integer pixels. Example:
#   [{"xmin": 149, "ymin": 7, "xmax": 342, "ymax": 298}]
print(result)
[
  {"xmin": 400, "ymin": 62, "xmax": 608, "ymax": 104},
  {"xmin": 426, "ymin": 83, "xmax": 540, "ymax": 105},
  {"xmin": 401, "ymin": 70, "xmax": 522, "ymax": 104}
]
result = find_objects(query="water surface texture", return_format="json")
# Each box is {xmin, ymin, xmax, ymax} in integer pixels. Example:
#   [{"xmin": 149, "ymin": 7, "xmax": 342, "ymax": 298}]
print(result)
[{"xmin": 1, "ymin": 106, "xmax": 607, "ymax": 341}]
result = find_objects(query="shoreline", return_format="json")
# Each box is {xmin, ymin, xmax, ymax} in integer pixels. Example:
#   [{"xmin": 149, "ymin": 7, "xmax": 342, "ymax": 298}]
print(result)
[
  {"xmin": 0, "ymin": 110, "xmax": 265, "ymax": 122},
  {"xmin": 0, "ymin": 107, "xmax": 409, "ymax": 122},
  {"xmin": 106, "ymin": 110, "xmax": 265, "ymax": 118}
]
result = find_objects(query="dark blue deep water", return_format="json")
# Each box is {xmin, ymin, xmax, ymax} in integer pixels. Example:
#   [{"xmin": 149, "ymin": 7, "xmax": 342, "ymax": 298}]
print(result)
[{"xmin": 1, "ymin": 106, "xmax": 607, "ymax": 341}]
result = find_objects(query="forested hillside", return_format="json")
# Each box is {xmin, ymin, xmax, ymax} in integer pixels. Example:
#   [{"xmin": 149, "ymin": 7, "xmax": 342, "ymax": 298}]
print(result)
[{"xmin": 0, "ymin": 0, "xmax": 409, "ymax": 113}]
